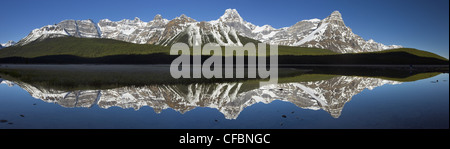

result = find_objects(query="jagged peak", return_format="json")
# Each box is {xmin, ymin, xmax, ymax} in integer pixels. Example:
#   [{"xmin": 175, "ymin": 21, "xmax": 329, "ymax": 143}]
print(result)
[
  {"xmin": 327, "ymin": 10, "xmax": 343, "ymax": 20},
  {"xmin": 173, "ymin": 14, "xmax": 196, "ymax": 23},
  {"xmin": 322, "ymin": 10, "xmax": 345, "ymax": 26},
  {"xmin": 179, "ymin": 14, "xmax": 188, "ymax": 19},
  {"xmin": 153, "ymin": 14, "xmax": 163, "ymax": 21},
  {"xmin": 331, "ymin": 10, "xmax": 342, "ymax": 17},
  {"xmin": 219, "ymin": 8, "xmax": 244, "ymax": 22},
  {"xmin": 224, "ymin": 8, "xmax": 239, "ymax": 14}
]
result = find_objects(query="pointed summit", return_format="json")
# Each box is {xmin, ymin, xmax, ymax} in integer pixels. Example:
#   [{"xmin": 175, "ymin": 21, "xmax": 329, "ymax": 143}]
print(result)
[
  {"xmin": 330, "ymin": 11, "xmax": 342, "ymax": 18},
  {"xmin": 322, "ymin": 10, "xmax": 345, "ymax": 26},
  {"xmin": 153, "ymin": 14, "xmax": 163, "ymax": 21},
  {"xmin": 174, "ymin": 14, "xmax": 196, "ymax": 22},
  {"xmin": 219, "ymin": 8, "xmax": 244, "ymax": 23}
]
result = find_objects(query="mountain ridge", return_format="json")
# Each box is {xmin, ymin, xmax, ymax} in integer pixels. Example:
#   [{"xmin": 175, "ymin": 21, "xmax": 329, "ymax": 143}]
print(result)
[{"xmin": 13, "ymin": 9, "xmax": 401, "ymax": 53}]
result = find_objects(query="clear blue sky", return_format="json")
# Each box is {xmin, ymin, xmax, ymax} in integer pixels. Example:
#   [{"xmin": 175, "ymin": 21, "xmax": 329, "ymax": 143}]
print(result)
[{"xmin": 0, "ymin": 0, "xmax": 448, "ymax": 58}]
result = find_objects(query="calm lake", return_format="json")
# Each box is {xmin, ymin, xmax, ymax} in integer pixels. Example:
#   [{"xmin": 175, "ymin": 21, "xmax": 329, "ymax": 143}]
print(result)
[{"xmin": 0, "ymin": 65, "xmax": 448, "ymax": 129}]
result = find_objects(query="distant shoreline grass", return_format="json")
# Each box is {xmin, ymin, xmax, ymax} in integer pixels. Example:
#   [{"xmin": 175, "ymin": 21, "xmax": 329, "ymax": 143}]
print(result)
[{"xmin": 0, "ymin": 64, "xmax": 446, "ymax": 91}]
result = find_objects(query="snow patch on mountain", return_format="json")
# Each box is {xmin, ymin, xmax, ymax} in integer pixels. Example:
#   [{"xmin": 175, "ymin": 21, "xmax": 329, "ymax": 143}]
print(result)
[{"xmin": 294, "ymin": 23, "xmax": 329, "ymax": 46}]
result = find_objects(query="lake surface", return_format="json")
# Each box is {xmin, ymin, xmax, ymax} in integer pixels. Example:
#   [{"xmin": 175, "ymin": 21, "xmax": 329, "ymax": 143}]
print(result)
[{"xmin": 0, "ymin": 65, "xmax": 448, "ymax": 129}]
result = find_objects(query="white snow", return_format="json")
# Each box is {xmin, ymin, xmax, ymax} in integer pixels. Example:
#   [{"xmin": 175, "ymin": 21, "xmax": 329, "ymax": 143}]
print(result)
[
  {"xmin": 252, "ymin": 25, "xmax": 274, "ymax": 33},
  {"xmin": 294, "ymin": 23, "xmax": 328, "ymax": 46},
  {"xmin": 305, "ymin": 18, "xmax": 321, "ymax": 22},
  {"xmin": 262, "ymin": 31, "xmax": 279, "ymax": 39}
]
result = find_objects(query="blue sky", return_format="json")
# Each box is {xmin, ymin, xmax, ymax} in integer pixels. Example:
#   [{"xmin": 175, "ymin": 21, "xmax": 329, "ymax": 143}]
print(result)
[{"xmin": 0, "ymin": 0, "xmax": 448, "ymax": 58}]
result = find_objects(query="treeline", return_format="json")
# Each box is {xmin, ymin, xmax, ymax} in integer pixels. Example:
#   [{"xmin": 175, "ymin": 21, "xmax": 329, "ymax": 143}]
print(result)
[{"xmin": 0, "ymin": 51, "xmax": 448, "ymax": 65}]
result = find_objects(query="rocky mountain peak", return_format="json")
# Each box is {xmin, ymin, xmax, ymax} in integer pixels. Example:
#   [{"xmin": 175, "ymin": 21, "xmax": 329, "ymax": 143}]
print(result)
[
  {"xmin": 220, "ymin": 8, "xmax": 244, "ymax": 23},
  {"xmin": 322, "ymin": 10, "xmax": 345, "ymax": 26},
  {"xmin": 174, "ymin": 14, "xmax": 196, "ymax": 22},
  {"xmin": 178, "ymin": 14, "xmax": 188, "ymax": 19},
  {"xmin": 153, "ymin": 14, "xmax": 163, "ymax": 21},
  {"xmin": 330, "ymin": 11, "xmax": 342, "ymax": 18}
]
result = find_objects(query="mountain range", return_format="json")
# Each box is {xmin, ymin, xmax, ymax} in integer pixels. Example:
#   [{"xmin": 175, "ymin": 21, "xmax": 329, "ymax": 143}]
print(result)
[{"xmin": 11, "ymin": 9, "xmax": 401, "ymax": 53}]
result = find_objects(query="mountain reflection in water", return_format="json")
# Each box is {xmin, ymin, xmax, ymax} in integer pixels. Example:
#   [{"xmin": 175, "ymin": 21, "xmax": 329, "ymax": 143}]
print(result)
[{"xmin": 0, "ymin": 76, "xmax": 400, "ymax": 119}]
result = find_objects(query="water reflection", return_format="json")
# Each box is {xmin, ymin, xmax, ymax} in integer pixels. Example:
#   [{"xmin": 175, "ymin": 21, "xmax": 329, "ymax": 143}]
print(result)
[{"xmin": 1, "ymin": 76, "xmax": 400, "ymax": 119}]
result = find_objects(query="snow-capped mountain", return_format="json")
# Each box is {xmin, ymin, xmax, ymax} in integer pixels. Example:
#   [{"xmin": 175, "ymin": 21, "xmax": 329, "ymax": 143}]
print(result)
[
  {"xmin": 98, "ymin": 16, "xmax": 167, "ymax": 44},
  {"xmin": 15, "ymin": 9, "xmax": 401, "ymax": 53},
  {"xmin": 3, "ymin": 76, "xmax": 400, "ymax": 119},
  {"xmin": 17, "ymin": 13, "xmax": 243, "ymax": 47},
  {"xmin": 222, "ymin": 10, "xmax": 401, "ymax": 53},
  {"xmin": 1, "ymin": 40, "xmax": 16, "ymax": 48},
  {"xmin": 290, "ymin": 11, "xmax": 402, "ymax": 53},
  {"xmin": 155, "ymin": 14, "xmax": 242, "ymax": 46},
  {"xmin": 16, "ymin": 25, "xmax": 69, "ymax": 46}
]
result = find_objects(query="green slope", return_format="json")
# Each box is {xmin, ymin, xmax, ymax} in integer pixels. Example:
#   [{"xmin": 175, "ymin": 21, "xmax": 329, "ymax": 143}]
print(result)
[
  {"xmin": 0, "ymin": 37, "xmax": 447, "ymax": 62},
  {"xmin": 370, "ymin": 48, "xmax": 448, "ymax": 61},
  {"xmin": 0, "ymin": 37, "xmax": 338, "ymax": 58},
  {"xmin": 0, "ymin": 37, "xmax": 170, "ymax": 58}
]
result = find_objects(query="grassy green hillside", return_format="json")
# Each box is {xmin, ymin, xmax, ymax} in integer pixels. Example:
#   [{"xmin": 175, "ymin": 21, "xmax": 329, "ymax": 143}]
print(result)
[
  {"xmin": 0, "ymin": 37, "xmax": 169, "ymax": 58},
  {"xmin": 0, "ymin": 37, "xmax": 447, "ymax": 63},
  {"xmin": 277, "ymin": 45, "xmax": 337, "ymax": 56},
  {"xmin": 0, "ymin": 37, "xmax": 339, "ymax": 58},
  {"xmin": 370, "ymin": 48, "xmax": 448, "ymax": 61}
]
